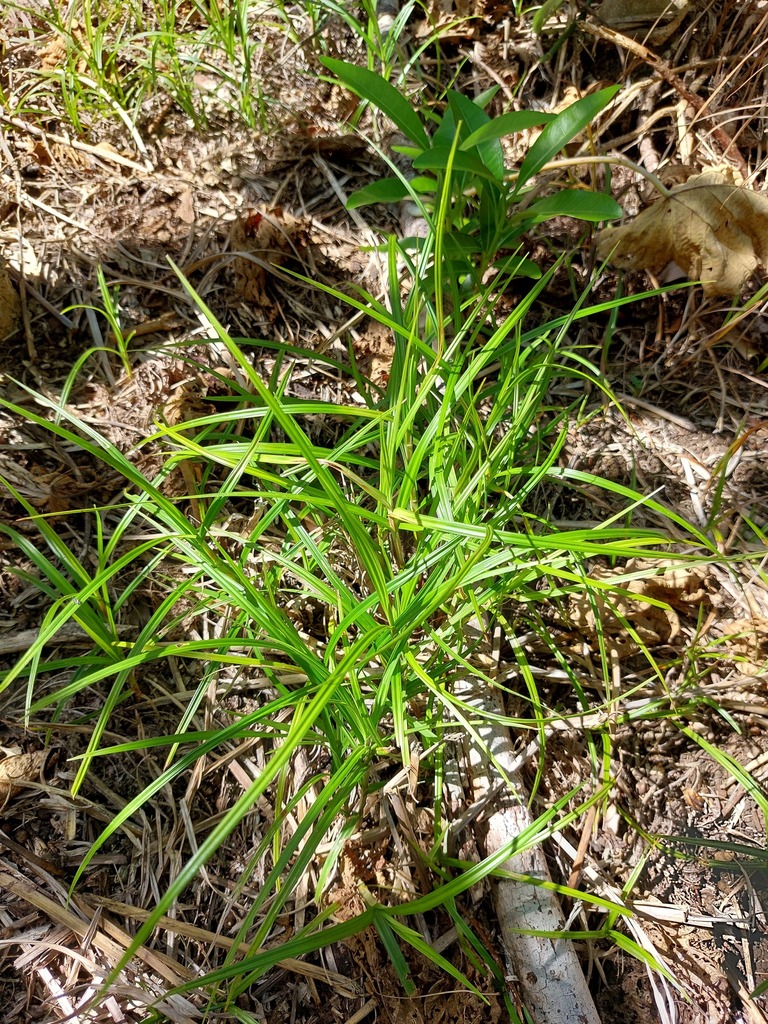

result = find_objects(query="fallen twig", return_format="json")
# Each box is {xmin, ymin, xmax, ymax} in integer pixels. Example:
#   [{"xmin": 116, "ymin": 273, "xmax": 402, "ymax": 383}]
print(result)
[
  {"xmin": 456, "ymin": 621, "xmax": 603, "ymax": 1024},
  {"xmin": 0, "ymin": 114, "xmax": 153, "ymax": 174},
  {"xmin": 581, "ymin": 21, "xmax": 748, "ymax": 178}
]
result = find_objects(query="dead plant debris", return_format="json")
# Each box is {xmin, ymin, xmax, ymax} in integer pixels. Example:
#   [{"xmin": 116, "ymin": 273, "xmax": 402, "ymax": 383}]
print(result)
[
  {"xmin": 0, "ymin": 261, "xmax": 21, "ymax": 339},
  {"xmin": 596, "ymin": 170, "xmax": 768, "ymax": 297}
]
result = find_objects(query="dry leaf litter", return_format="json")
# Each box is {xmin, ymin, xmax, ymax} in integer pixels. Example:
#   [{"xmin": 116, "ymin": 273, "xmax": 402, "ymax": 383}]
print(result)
[{"xmin": 597, "ymin": 170, "xmax": 768, "ymax": 296}]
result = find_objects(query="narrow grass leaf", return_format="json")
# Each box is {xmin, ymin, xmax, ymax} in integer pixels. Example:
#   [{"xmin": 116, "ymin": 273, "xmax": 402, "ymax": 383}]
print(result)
[
  {"xmin": 385, "ymin": 914, "xmax": 484, "ymax": 998},
  {"xmin": 373, "ymin": 913, "xmax": 415, "ymax": 995}
]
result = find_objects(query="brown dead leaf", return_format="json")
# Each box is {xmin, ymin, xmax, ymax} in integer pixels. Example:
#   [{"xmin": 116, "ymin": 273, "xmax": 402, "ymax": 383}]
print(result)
[
  {"xmin": 568, "ymin": 558, "xmax": 711, "ymax": 654},
  {"xmin": 39, "ymin": 35, "xmax": 69, "ymax": 70},
  {"xmin": 230, "ymin": 208, "xmax": 307, "ymax": 318},
  {"xmin": 593, "ymin": 0, "xmax": 691, "ymax": 33},
  {"xmin": 0, "ymin": 261, "xmax": 21, "ymax": 338},
  {"xmin": 2, "ymin": 461, "xmax": 96, "ymax": 515},
  {"xmin": 724, "ymin": 618, "xmax": 768, "ymax": 677},
  {"xmin": 0, "ymin": 749, "xmax": 50, "ymax": 806},
  {"xmin": 569, "ymin": 580, "xmax": 679, "ymax": 653},
  {"xmin": 596, "ymin": 171, "xmax": 768, "ymax": 297},
  {"xmin": 39, "ymin": 26, "xmax": 90, "ymax": 74},
  {"xmin": 415, "ymin": 0, "xmax": 475, "ymax": 41},
  {"xmin": 627, "ymin": 560, "xmax": 709, "ymax": 609},
  {"xmin": 353, "ymin": 319, "xmax": 395, "ymax": 386},
  {"xmin": 177, "ymin": 187, "xmax": 195, "ymax": 225},
  {"xmin": 28, "ymin": 140, "xmax": 53, "ymax": 167},
  {"xmin": 162, "ymin": 380, "xmax": 212, "ymax": 427}
]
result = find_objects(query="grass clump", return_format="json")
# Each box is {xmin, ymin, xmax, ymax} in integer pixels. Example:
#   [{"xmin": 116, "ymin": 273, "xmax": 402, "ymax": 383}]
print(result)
[
  {"xmin": 1, "ymin": 20, "xmax": 766, "ymax": 1024},
  {"xmin": 0, "ymin": 259, "xmax": 726, "ymax": 1020}
]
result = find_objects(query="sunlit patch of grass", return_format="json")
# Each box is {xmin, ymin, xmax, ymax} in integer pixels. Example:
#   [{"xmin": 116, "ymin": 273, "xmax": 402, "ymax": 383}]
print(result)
[
  {"xmin": 0, "ymin": 224, "xmax": 733, "ymax": 1013},
  {"xmin": 2, "ymin": 5, "xmax": 766, "ymax": 1017},
  {"xmin": 2, "ymin": 0, "xmax": 431, "ymax": 133},
  {"xmin": 3, "ymin": 0, "xmax": 274, "ymax": 129}
]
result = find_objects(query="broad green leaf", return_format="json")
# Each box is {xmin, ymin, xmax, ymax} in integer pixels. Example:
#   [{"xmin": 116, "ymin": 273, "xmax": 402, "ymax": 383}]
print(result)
[
  {"xmin": 510, "ymin": 189, "xmax": 622, "ymax": 226},
  {"xmin": 495, "ymin": 224, "xmax": 529, "ymax": 249},
  {"xmin": 448, "ymin": 90, "xmax": 504, "ymax": 181},
  {"xmin": 514, "ymin": 85, "xmax": 621, "ymax": 192},
  {"xmin": 347, "ymin": 177, "xmax": 412, "ymax": 209},
  {"xmin": 398, "ymin": 235, "xmax": 430, "ymax": 251},
  {"xmin": 391, "ymin": 144, "xmax": 422, "ymax": 158},
  {"xmin": 319, "ymin": 57, "xmax": 430, "ymax": 149},
  {"xmin": 447, "ymin": 89, "xmax": 490, "ymax": 134},
  {"xmin": 477, "ymin": 184, "xmax": 507, "ymax": 251},
  {"xmin": 412, "ymin": 146, "xmax": 497, "ymax": 180},
  {"xmin": 475, "ymin": 84, "xmax": 500, "ymax": 110},
  {"xmin": 431, "ymin": 105, "xmax": 457, "ymax": 149},
  {"xmin": 494, "ymin": 253, "xmax": 542, "ymax": 279},
  {"xmin": 408, "ymin": 175, "xmax": 438, "ymax": 193},
  {"xmin": 462, "ymin": 110, "xmax": 556, "ymax": 150},
  {"xmin": 443, "ymin": 232, "xmax": 485, "ymax": 258}
]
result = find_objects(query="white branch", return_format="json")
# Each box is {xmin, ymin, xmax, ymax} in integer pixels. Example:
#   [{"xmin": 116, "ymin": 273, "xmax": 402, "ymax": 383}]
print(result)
[{"xmin": 456, "ymin": 624, "xmax": 602, "ymax": 1024}]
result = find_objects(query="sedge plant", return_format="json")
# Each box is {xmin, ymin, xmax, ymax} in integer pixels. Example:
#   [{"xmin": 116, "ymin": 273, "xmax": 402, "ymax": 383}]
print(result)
[
  {"xmin": 1, "ymin": 57, "xmax": 759, "ymax": 1024},
  {"xmin": 0, "ymin": 269, "xmax": 732, "ymax": 1021}
]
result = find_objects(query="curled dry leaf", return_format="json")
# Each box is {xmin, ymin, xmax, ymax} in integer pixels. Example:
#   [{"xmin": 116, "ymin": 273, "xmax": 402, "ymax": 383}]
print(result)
[
  {"xmin": 0, "ymin": 748, "xmax": 51, "ymax": 806},
  {"xmin": 230, "ymin": 208, "xmax": 308, "ymax": 319},
  {"xmin": 569, "ymin": 580, "xmax": 680, "ymax": 653},
  {"xmin": 0, "ymin": 261, "xmax": 21, "ymax": 338},
  {"xmin": 568, "ymin": 559, "xmax": 709, "ymax": 654},
  {"xmin": 594, "ymin": 0, "xmax": 691, "ymax": 34},
  {"xmin": 596, "ymin": 171, "xmax": 768, "ymax": 296},
  {"xmin": 176, "ymin": 187, "xmax": 195, "ymax": 225},
  {"xmin": 724, "ymin": 618, "xmax": 768, "ymax": 677}
]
